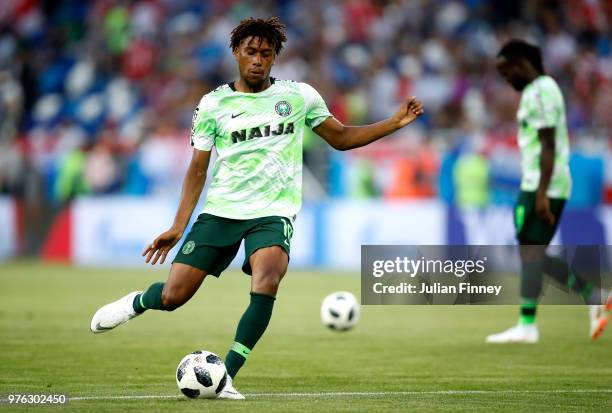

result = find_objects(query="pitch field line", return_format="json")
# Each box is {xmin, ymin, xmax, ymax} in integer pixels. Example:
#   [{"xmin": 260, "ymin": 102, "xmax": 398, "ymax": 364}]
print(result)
[{"xmin": 63, "ymin": 389, "xmax": 612, "ymax": 401}]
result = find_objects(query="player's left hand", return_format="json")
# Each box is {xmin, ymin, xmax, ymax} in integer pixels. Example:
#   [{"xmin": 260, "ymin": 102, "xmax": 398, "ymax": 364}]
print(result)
[
  {"xmin": 535, "ymin": 191, "xmax": 555, "ymax": 226},
  {"xmin": 142, "ymin": 228, "xmax": 183, "ymax": 265},
  {"xmin": 392, "ymin": 96, "xmax": 424, "ymax": 128}
]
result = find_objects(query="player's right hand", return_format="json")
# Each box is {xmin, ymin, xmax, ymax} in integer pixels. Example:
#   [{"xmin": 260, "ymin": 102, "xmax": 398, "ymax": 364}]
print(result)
[
  {"xmin": 535, "ymin": 191, "xmax": 555, "ymax": 226},
  {"xmin": 392, "ymin": 96, "xmax": 424, "ymax": 128},
  {"xmin": 142, "ymin": 229, "xmax": 183, "ymax": 265}
]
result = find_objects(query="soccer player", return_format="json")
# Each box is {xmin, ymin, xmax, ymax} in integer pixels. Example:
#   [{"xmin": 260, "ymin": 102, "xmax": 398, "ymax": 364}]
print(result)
[
  {"xmin": 486, "ymin": 40, "xmax": 610, "ymax": 344},
  {"xmin": 90, "ymin": 17, "xmax": 423, "ymax": 398}
]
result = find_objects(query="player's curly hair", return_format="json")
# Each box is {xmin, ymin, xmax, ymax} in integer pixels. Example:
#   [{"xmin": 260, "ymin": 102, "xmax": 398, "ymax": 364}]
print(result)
[
  {"xmin": 230, "ymin": 17, "xmax": 287, "ymax": 55},
  {"xmin": 498, "ymin": 39, "xmax": 545, "ymax": 74}
]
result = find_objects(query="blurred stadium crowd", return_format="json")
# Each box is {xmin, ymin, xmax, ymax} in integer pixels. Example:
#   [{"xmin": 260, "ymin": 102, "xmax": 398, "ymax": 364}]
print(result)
[{"xmin": 1, "ymin": 0, "xmax": 611, "ymax": 209}]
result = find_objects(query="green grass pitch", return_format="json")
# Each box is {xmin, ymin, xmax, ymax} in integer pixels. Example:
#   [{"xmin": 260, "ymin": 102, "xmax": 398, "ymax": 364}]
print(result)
[{"xmin": 1, "ymin": 262, "xmax": 611, "ymax": 412}]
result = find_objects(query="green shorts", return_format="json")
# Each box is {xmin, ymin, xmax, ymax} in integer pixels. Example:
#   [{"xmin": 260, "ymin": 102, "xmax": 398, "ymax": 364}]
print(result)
[
  {"xmin": 173, "ymin": 213, "xmax": 293, "ymax": 276},
  {"xmin": 515, "ymin": 191, "xmax": 566, "ymax": 245}
]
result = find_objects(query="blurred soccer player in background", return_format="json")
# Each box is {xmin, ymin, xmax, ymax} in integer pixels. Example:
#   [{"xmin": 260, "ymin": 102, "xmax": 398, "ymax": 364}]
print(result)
[
  {"xmin": 487, "ymin": 40, "xmax": 611, "ymax": 344},
  {"xmin": 89, "ymin": 17, "xmax": 423, "ymax": 398}
]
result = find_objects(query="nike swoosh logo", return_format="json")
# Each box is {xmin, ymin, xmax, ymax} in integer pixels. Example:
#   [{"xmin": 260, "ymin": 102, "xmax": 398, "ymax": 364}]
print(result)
[
  {"xmin": 95, "ymin": 322, "xmax": 113, "ymax": 331},
  {"xmin": 231, "ymin": 112, "xmax": 245, "ymax": 118}
]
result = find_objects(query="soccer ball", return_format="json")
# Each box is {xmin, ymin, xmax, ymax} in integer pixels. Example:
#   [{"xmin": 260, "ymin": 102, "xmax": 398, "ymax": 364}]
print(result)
[
  {"xmin": 320, "ymin": 291, "xmax": 360, "ymax": 331},
  {"xmin": 176, "ymin": 350, "xmax": 227, "ymax": 399}
]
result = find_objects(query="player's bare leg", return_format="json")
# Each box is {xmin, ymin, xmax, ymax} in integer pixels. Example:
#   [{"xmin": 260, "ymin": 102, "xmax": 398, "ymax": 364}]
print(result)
[
  {"xmin": 90, "ymin": 263, "xmax": 207, "ymax": 333},
  {"xmin": 220, "ymin": 246, "xmax": 288, "ymax": 400},
  {"xmin": 160, "ymin": 263, "xmax": 208, "ymax": 311},
  {"xmin": 250, "ymin": 245, "xmax": 289, "ymax": 296}
]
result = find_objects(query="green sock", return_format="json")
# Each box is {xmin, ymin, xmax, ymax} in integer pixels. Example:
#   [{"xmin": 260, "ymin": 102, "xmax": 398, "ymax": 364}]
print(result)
[
  {"xmin": 519, "ymin": 298, "xmax": 537, "ymax": 325},
  {"xmin": 566, "ymin": 272, "xmax": 599, "ymax": 303},
  {"xmin": 543, "ymin": 255, "xmax": 597, "ymax": 303},
  {"xmin": 225, "ymin": 292, "xmax": 275, "ymax": 378},
  {"xmin": 133, "ymin": 282, "xmax": 165, "ymax": 313}
]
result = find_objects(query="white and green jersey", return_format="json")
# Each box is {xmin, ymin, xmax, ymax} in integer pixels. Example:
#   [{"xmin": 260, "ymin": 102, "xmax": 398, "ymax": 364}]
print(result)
[
  {"xmin": 517, "ymin": 75, "xmax": 571, "ymax": 199},
  {"xmin": 190, "ymin": 78, "xmax": 331, "ymax": 219}
]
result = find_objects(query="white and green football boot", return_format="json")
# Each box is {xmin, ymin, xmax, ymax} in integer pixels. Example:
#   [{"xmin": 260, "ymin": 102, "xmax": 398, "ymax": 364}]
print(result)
[
  {"xmin": 90, "ymin": 291, "xmax": 142, "ymax": 333},
  {"xmin": 218, "ymin": 375, "xmax": 245, "ymax": 400}
]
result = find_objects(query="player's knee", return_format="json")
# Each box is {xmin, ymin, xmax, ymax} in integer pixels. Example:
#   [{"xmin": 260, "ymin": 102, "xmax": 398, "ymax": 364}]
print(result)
[
  {"xmin": 161, "ymin": 286, "xmax": 186, "ymax": 311},
  {"xmin": 253, "ymin": 271, "xmax": 283, "ymax": 294},
  {"xmin": 520, "ymin": 245, "xmax": 545, "ymax": 262}
]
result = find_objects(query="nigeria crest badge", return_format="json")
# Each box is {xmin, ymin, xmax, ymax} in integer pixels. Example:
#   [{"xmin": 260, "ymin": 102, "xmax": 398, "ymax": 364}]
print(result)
[{"xmin": 275, "ymin": 101, "xmax": 292, "ymax": 117}]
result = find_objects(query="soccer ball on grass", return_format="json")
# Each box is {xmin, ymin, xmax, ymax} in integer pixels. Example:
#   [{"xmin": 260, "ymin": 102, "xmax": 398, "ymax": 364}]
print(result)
[
  {"xmin": 320, "ymin": 291, "xmax": 360, "ymax": 331},
  {"xmin": 176, "ymin": 350, "xmax": 227, "ymax": 399}
]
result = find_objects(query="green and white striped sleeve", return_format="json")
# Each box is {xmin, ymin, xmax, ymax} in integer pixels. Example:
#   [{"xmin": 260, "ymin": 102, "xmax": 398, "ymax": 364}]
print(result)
[{"xmin": 190, "ymin": 96, "xmax": 216, "ymax": 151}]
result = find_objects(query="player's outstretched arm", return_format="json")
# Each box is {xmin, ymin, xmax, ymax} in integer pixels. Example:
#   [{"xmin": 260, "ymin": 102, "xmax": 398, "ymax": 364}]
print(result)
[
  {"xmin": 313, "ymin": 97, "xmax": 423, "ymax": 151},
  {"xmin": 142, "ymin": 149, "xmax": 211, "ymax": 265}
]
